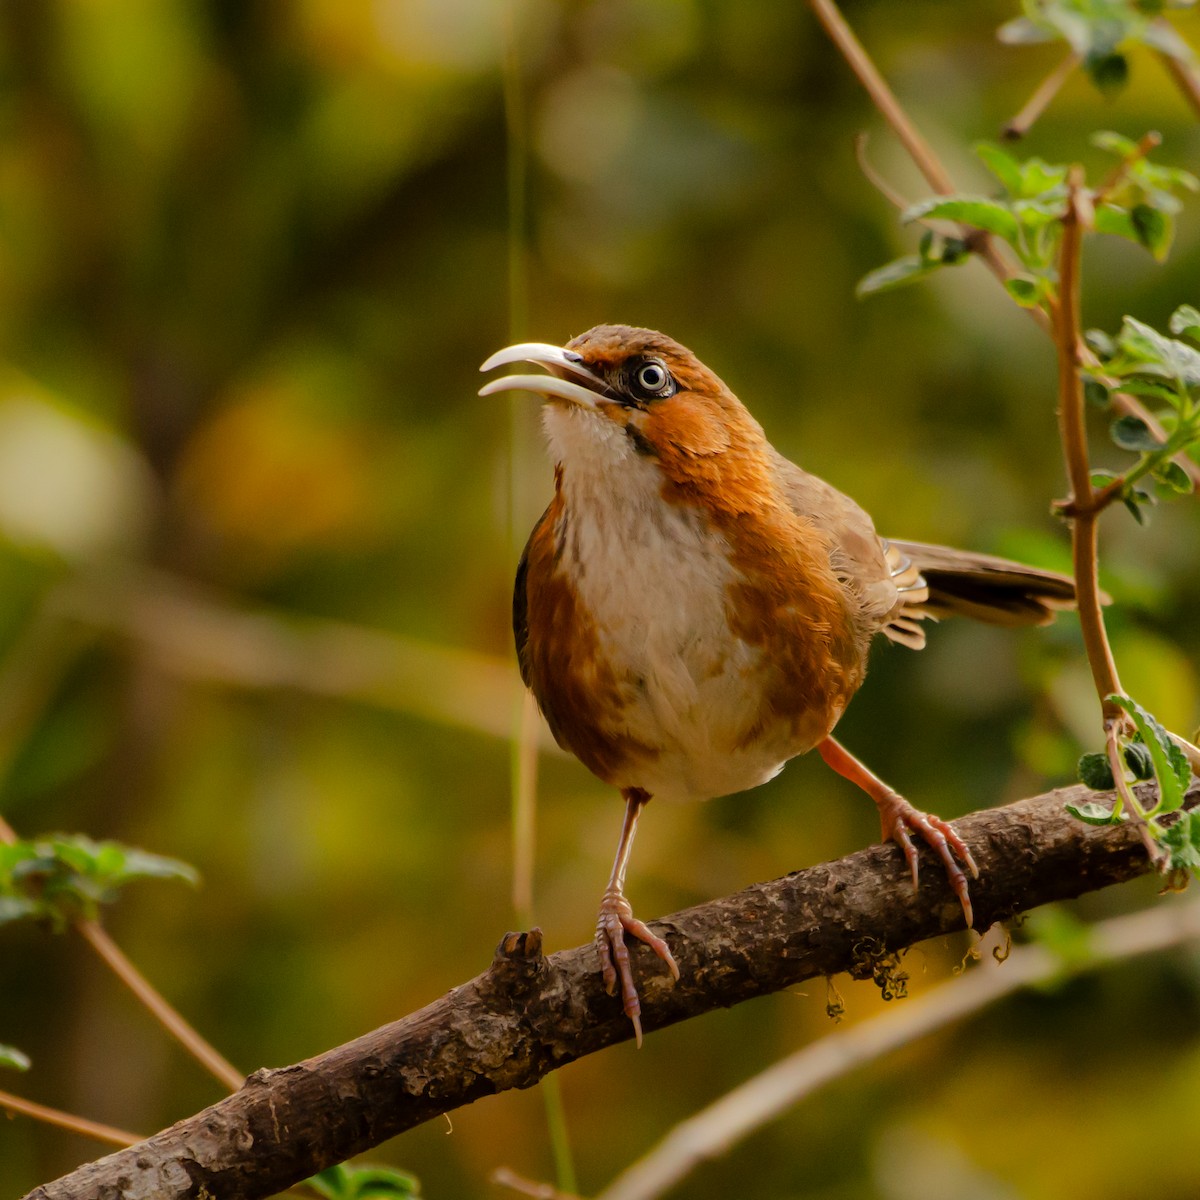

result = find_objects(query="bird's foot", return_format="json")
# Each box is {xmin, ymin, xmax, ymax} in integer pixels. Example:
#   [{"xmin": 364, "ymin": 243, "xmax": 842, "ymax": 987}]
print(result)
[
  {"xmin": 876, "ymin": 791, "xmax": 979, "ymax": 927},
  {"xmin": 595, "ymin": 887, "xmax": 679, "ymax": 1047}
]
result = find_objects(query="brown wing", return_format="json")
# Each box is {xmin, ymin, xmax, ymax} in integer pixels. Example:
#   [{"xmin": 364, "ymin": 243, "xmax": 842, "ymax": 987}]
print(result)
[
  {"xmin": 767, "ymin": 448, "xmax": 927, "ymax": 644},
  {"xmin": 887, "ymin": 539, "xmax": 1079, "ymax": 627},
  {"xmin": 768, "ymin": 449, "xmax": 1077, "ymax": 647}
]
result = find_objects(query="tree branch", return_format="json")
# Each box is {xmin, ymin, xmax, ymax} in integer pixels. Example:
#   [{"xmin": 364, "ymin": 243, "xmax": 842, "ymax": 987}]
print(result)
[{"xmin": 25, "ymin": 778, "xmax": 1196, "ymax": 1200}]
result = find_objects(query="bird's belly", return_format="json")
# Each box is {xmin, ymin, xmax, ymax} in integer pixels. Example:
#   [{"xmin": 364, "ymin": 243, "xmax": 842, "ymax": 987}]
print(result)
[{"xmin": 561, "ymin": 506, "xmax": 836, "ymax": 803}]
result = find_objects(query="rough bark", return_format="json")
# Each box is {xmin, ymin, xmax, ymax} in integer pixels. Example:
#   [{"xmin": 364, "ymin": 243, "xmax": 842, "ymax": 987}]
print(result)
[{"xmin": 26, "ymin": 779, "xmax": 1197, "ymax": 1200}]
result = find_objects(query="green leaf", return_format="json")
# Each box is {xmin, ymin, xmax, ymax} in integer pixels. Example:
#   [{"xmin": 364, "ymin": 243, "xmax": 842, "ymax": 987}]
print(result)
[
  {"xmin": 309, "ymin": 1164, "xmax": 421, "ymax": 1200},
  {"xmin": 1126, "ymin": 486, "xmax": 1156, "ymax": 521},
  {"xmin": 1066, "ymin": 799, "xmax": 1125, "ymax": 825},
  {"xmin": 901, "ymin": 195, "xmax": 1020, "ymax": 244},
  {"xmin": 1085, "ymin": 328, "xmax": 1116, "ymax": 360},
  {"xmin": 1092, "ymin": 130, "xmax": 1140, "ymax": 158},
  {"xmin": 1079, "ymin": 742, "xmax": 1156, "ymax": 785},
  {"xmin": 1094, "ymin": 203, "xmax": 1138, "ymax": 243},
  {"xmin": 0, "ymin": 896, "xmax": 41, "ymax": 926},
  {"xmin": 1083, "ymin": 378, "xmax": 1111, "ymax": 408},
  {"xmin": 1017, "ymin": 157, "xmax": 1069, "ymax": 198},
  {"xmin": 1116, "ymin": 377, "xmax": 1187, "ymax": 405},
  {"xmin": 997, "ymin": 16, "xmax": 1057, "ymax": 45},
  {"xmin": 0, "ymin": 836, "xmax": 199, "ymax": 931},
  {"xmin": 918, "ymin": 230, "xmax": 971, "ymax": 265},
  {"xmin": 974, "ymin": 142, "xmax": 1024, "ymax": 194},
  {"xmin": 0, "ymin": 1044, "xmax": 31, "ymax": 1072},
  {"xmin": 1110, "ymin": 414, "xmax": 1160, "ymax": 451},
  {"xmin": 1152, "ymin": 458, "xmax": 1195, "ymax": 496},
  {"xmin": 1131, "ymin": 203, "xmax": 1172, "ymax": 260},
  {"xmin": 856, "ymin": 256, "xmax": 937, "ymax": 298},
  {"xmin": 1005, "ymin": 275, "xmax": 1046, "ymax": 308},
  {"xmin": 1086, "ymin": 51, "xmax": 1129, "ymax": 96},
  {"xmin": 1115, "ymin": 316, "xmax": 1200, "ymax": 388},
  {"xmin": 1046, "ymin": 10, "xmax": 1117, "ymax": 58},
  {"xmin": 1013, "ymin": 194, "xmax": 1069, "ymax": 230},
  {"xmin": 110, "ymin": 847, "xmax": 200, "ymax": 886},
  {"xmin": 1160, "ymin": 810, "xmax": 1200, "ymax": 872},
  {"xmin": 1168, "ymin": 304, "xmax": 1200, "ymax": 341},
  {"xmin": 1077, "ymin": 751, "xmax": 1114, "ymax": 790},
  {"xmin": 1108, "ymin": 694, "xmax": 1192, "ymax": 815},
  {"xmin": 1124, "ymin": 742, "xmax": 1156, "ymax": 780},
  {"xmin": 1138, "ymin": 19, "xmax": 1198, "ymax": 65},
  {"xmin": 1096, "ymin": 203, "xmax": 1175, "ymax": 260}
]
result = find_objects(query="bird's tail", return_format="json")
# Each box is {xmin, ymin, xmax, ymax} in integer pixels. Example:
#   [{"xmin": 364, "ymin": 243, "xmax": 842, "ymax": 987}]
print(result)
[{"xmin": 881, "ymin": 538, "xmax": 1081, "ymax": 650}]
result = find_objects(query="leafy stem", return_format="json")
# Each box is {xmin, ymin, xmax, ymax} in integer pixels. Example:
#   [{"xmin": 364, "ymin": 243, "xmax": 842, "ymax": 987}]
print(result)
[
  {"xmin": 814, "ymin": 0, "xmax": 1200, "ymax": 875},
  {"xmin": 1103, "ymin": 721, "xmax": 1159, "ymax": 861},
  {"xmin": 0, "ymin": 813, "xmax": 243, "ymax": 1092}
]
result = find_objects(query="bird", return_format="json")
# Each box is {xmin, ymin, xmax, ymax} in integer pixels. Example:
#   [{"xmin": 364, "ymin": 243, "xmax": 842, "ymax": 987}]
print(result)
[{"xmin": 480, "ymin": 324, "xmax": 1078, "ymax": 1043}]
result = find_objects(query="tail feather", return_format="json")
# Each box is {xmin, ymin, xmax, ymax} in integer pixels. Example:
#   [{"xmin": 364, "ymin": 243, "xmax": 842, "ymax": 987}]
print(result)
[{"xmin": 883, "ymin": 538, "xmax": 1082, "ymax": 647}]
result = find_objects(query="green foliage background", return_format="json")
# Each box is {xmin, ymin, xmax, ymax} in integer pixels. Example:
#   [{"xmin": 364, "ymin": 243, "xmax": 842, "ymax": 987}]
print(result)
[{"xmin": 2, "ymin": 2, "xmax": 1200, "ymax": 1197}]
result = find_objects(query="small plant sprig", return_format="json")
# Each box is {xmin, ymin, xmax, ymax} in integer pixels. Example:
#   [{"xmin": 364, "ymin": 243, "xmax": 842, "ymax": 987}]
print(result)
[
  {"xmin": 1084, "ymin": 307, "xmax": 1200, "ymax": 521},
  {"xmin": 0, "ymin": 834, "xmax": 198, "ymax": 931},
  {"xmin": 857, "ymin": 134, "xmax": 1199, "ymax": 302},
  {"xmin": 999, "ymin": 0, "xmax": 1200, "ymax": 135},
  {"xmin": 0, "ymin": 1044, "xmax": 31, "ymax": 1072},
  {"xmin": 846, "ymin": 11, "xmax": 1200, "ymax": 874},
  {"xmin": 309, "ymin": 1163, "xmax": 422, "ymax": 1200},
  {"xmin": 1071, "ymin": 696, "xmax": 1199, "ymax": 877},
  {"xmin": 1000, "ymin": 0, "xmax": 1198, "ymax": 95}
]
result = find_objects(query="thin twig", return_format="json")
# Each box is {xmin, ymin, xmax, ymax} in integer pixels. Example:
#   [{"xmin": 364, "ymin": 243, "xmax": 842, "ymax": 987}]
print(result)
[
  {"xmin": 1053, "ymin": 170, "xmax": 1124, "ymax": 722},
  {"xmin": 1093, "ymin": 130, "xmax": 1163, "ymax": 207},
  {"xmin": 807, "ymin": 0, "xmax": 1049, "ymax": 332},
  {"xmin": 493, "ymin": 1167, "xmax": 581, "ymax": 1200},
  {"xmin": 1004, "ymin": 51, "xmax": 1082, "ymax": 139},
  {"xmin": 592, "ymin": 897, "xmax": 1200, "ymax": 1200},
  {"xmin": 1104, "ymin": 724, "xmax": 1158, "ymax": 862},
  {"xmin": 75, "ymin": 921, "xmax": 243, "ymax": 1092},
  {"xmin": 0, "ymin": 1088, "xmax": 141, "ymax": 1149},
  {"xmin": 807, "ymin": 0, "xmax": 953, "ymax": 195},
  {"xmin": 853, "ymin": 132, "xmax": 911, "ymax": 212}
]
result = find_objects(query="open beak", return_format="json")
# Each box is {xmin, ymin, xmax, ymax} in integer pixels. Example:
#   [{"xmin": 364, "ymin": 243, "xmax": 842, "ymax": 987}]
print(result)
[{"xmin": 478, "ymin": 342, "xmax": 609, "ymax": 408}]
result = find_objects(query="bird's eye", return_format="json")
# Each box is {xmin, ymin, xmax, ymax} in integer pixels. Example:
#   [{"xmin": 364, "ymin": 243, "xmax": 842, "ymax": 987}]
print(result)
[{"xmin": 631, "ymin": 359, "xmax": 674, "ymax": 399}]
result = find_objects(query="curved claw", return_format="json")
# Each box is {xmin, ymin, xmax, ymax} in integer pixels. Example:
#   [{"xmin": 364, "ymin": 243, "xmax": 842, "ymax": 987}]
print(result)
[
  {"xmin": 877, "ymin": 792, "xmax": 978, "ymax": 928},
  {"xmin": 595, "ymin": 889, "xmax": 679, "ymax": 1047}
]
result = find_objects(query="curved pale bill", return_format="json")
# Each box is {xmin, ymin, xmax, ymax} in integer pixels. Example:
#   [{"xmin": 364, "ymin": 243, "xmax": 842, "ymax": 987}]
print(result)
[{"xmin": 478, "ymin": 342, "xmax": 605, "ymax": 408}]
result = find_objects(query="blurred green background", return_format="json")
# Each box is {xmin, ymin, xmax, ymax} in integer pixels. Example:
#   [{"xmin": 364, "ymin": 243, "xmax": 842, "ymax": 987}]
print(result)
[{"xmin": 2, "ymin": 1, "xmax": 1200, "ymax": 1197}]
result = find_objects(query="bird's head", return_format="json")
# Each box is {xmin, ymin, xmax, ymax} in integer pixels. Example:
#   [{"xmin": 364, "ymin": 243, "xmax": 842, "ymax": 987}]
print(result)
[{"xmin": 480, "ymin": 325, "xmax": 773, "ymax": 506}]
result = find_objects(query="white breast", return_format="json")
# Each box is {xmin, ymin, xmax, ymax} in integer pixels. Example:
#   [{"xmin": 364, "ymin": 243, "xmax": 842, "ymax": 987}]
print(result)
[{"xmin": 543, "ymin": 405, "xmax": 803, "ymax": 803}]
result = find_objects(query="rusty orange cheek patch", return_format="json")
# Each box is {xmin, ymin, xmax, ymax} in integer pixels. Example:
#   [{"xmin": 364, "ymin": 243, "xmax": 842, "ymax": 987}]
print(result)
[{"xmin": 641, "ymin": 397, "xmax": 731, "ymax": 458}]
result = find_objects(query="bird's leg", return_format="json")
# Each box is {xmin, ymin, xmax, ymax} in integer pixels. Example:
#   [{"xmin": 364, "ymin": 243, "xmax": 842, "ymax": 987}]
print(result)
[
  {"xmin": 596, "ymin": 787, "xmax": 680, "ymax": 1046},
  {"xmin": 817, "ymin": 736, "xmax": 979, "ymax": 927}
]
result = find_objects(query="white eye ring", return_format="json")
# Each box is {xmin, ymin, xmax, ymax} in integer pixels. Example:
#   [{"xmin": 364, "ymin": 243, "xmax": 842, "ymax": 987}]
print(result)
[{"xmin": 635, "ymin": 361, "xmax": 670, "ymax": 394}]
